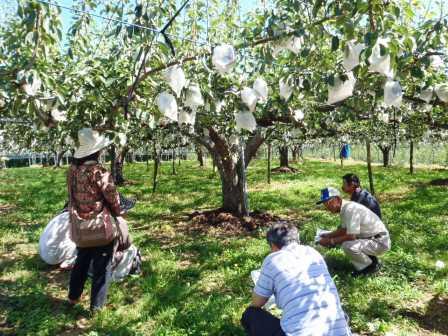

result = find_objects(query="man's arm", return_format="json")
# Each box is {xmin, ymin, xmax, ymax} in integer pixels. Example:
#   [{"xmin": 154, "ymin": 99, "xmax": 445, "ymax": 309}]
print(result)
[
  {"xmin": 251, "ymin": 292, "xmax": 269, "ymax": 308},
  {"xmin": 321, "ymin": 227, "xmax": 346, "ymax": 239},
  {"xmin": 320, "ymin": 228, "xmax": 356, "ymax": 246}
]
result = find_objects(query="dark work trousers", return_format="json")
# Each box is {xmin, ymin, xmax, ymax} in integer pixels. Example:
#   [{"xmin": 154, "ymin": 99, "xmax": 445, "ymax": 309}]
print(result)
[
  {"xmin": 241, "ymin": 307, "xmax": 286, "ymax": 336},
  {"xmin": 68, "ymin": 242, "xmax": 114, "ymax": 311}
]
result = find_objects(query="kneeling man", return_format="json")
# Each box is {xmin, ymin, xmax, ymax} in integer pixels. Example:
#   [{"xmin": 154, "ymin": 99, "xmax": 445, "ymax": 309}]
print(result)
[
  {"xmin": 317, "ymin": 187, "xmax": 391, "ymax": 277},
  {"xmin": 241, "ymin": 222, "xmax": 351, "ymax": 336}
]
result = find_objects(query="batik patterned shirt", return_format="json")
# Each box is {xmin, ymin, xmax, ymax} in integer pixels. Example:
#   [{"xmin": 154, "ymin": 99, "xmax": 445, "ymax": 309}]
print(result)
[{"xmin": 67, "ymin": 161, "xmax": 122, "ymax": 220}]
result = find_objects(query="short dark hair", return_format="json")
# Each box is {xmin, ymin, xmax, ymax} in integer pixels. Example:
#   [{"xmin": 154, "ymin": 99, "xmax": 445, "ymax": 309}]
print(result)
[
  {"xmin": 342, "ymin": 173, "xmax": 360, "ymax": 187},
  {"xmin": 266, "ymin": 222, "xmax": 299, "ymax": 249},
  {"xmin": 72, "ymin": 151, "xmax": 101, "ymax": 166}
]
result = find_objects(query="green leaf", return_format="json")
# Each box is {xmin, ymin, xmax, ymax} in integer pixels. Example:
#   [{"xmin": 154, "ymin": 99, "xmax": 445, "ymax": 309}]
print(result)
[
  {"xmin": 380, "ymin": 44, "xmax": 388, "ymax": 56},
  {"xmin": 364, "ymin": 32, "xmax": 378, "ymax": 46},
  {"xmin": 410, "ymin": 67, "xmax": 424, "ymax": 79},
  {"xmin": 331, "ymin": 36, "xmax": 339, "ymax": 51},
  {"xmin": 301, "ymin": 48, "xmax": 310, "ymax": 57},
  {"xmin": 135, "ymin": 4, "xmax": 143, "ymax": 18},
  {"xmin": 312, "ymin": 0, "xmax": 323, "ymax": 17},
  {"xmin": 344, "ymin": 21, "xmax": 355, "ymax": 39}
]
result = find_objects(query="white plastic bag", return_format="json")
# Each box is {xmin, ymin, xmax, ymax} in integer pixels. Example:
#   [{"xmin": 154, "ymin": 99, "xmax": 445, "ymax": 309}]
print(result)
[
  {"xmin": 156, "ymin": 91, "xmax": 178, "ymax": 121},
  {"xmin": 286, "ymin": 36, "xmax": 303, "ymax": 54},
  {"xmin": 117, "ymin": 132, "xmax": 127, "ymax": 146},
  {"xmin": 253, "ymin": 77, "xmax": 269, "ymax": 102},
  {"xmin": 343, "ymin": 40, "xmax": 365, "ymax": 72},
  {"xmin": 251, "ymin": 270, "xmax": 276, "ymax": 309},
  {"xmin": 241, "ymin": 87, "xmax": 258, "ymax": 112},
  {"xmin": 236, "ymin": 110, "xmax": 257, "ymax": 132},
  {"xmin": 435, "ymin": 84, "xmax": 448, "ymax": 102},
  {"xmin": 384, "ymin": 80, "xmax": 403, "ymax": 107},
  {"xmin": 369, "ymin": 38, "xmax": 394, "ymax": 78},
  {"xmin": 379, "ymin": 112, "xmax": 389, "ymax": 123},
  {"xmin": 178, "ymin": 108, "xmax": 197, "ymax": 126},
  {"xmin": 293, "ymin": 109, "xmax": 304, "ymax": 121},
  {"xmin": 112, "ymin": 245, "xmax": 139, "ymax": 281},
  {"xmin": 39, "ymin": 212, "xmax": 77, "ymax": 266},
  {"xmin": 163, "ymin": 66, "xmax": 186, "ymax": 97},
  {"xmin": 212, "ymin": 44, "xmax": 236, "ymax": 75},
  {"xmin": 327, "ymin": 72, "xmax": 356, "ymax": 104},
  {"xmin": 435, "ymin": 260, "xmax": 446, "ymax": 270},
  {"xmin": 429, "ymin": 55, "xmax": 444, "ymax": 69},
  {"xmin": 51, "ymin": 109, "xmax": 67, "ymax": 122},
  {"xmin": 279, "ymin": 78, "xmax": 293, "ymax": 101},
  {"xmin": 22, "ymin": 75, "xmax": 41, "ymax": 96},
  {"xmin": 184, "ymin": 83, "xmax": 204, "ymax": 108},
  {"xmin": 272, "ymin": 40, "xmax": 288, "ymax": 58},
  {"xmin": 419, "ymin": 87, "xmax": 433, "ymax": 103}
]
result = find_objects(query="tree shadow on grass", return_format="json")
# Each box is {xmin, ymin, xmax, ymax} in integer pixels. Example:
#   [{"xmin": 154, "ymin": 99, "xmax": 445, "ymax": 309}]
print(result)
[{"xmin": 398, "ymin": 295, "xmax": 448, "ymax": 335}]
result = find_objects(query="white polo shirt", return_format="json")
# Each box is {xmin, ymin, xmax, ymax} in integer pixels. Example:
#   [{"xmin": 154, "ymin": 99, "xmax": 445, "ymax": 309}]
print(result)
[{"xmin": 340, "ymin": 200, "xmax": 388, "ymax": 237}]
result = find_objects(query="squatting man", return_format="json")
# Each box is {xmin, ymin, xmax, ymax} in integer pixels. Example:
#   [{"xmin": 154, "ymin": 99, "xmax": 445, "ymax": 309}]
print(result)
[{"xmin": 317, "ymin": 187, "xmax": 391, "ymax": 277}]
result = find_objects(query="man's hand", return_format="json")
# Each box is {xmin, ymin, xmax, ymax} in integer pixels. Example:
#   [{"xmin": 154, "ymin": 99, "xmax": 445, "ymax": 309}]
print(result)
[
  {"xmin": 251, "ymin": 292, "xmax": 269, "ymax": 308},
  {"xmin": 319, "ymin": 237, "xmax": 334, "ymax": 247}
]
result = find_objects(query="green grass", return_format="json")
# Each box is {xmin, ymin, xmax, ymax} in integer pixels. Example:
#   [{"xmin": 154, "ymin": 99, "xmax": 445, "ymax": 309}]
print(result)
[{"xmin": 1, "ymin": 159, "xmax": 448, "ymax": 336}]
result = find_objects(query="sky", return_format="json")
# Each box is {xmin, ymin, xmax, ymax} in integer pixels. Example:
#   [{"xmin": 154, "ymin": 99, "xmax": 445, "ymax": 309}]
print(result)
[
  {"xmin": 0, "ymin": 0, "xmax": 444, "ymax": 41},
  {"xmin": 0, "ymin": 0, "xmax": 260, "ymax": 34}
]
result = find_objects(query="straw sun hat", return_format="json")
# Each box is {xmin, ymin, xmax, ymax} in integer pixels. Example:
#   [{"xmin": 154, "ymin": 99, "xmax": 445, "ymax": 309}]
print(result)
[{"xmin": 73, "ymin": 128, "xmax": 112, "ymax": 159}]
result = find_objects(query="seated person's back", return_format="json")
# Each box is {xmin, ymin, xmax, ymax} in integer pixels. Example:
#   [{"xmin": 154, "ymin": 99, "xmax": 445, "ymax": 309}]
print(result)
[{"xmin": 256, "ymin": 242, "xmax": 349, "ymax": 336}]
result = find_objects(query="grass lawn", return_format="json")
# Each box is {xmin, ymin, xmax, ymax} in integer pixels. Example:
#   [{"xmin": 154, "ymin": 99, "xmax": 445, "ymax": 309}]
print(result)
[{"xmin": 1, "ymin": 158, "xmax": 447, "ymax": 336}]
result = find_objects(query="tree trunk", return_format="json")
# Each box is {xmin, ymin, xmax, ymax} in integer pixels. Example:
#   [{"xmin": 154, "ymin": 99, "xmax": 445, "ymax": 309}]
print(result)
[
  {"xmin": 127, "ymin": 151, "xmax": 135, "ymax": 163},
  {"xmin": 55, "ymin": 150, "xmax": 67, "ymax": 168},
  {"xmin": 378, "ymin": 145, "xmax": 391, "ymax": 167},
  {"xmin": 172, "ymin": 148, "xmax": 176, "ymax": 175},
  {"xmin": 366, "ymin": 140, "xmax": 375, "ymax": 195},
  {"xmin": 292, "ymin": 146, "xmax": 298, "ymax": 162},
  {"xmin": 219, "ymin": 145, "xmax": 249, "ymax": 216},
  {"xmin": 267, "ymin": 143, "xmax": 271, "ymax": 184},
  {"xmin": 410, "ymin": 140, "xmax": 414, "ymax": 174},
  {"xmin": 195, "ymin": 144, "xmax": 204, "ymax": 167},
  {"xmin": 152, "ymin": 142, "xmax": 160, "ymax": 193},
  {"xmin": 110, "ymin": 145, "xmax": 127, "ymax": 185},
  {"xmin": 196, "ymin": 128, "xmax": 265, "ymax": 216},
  {"xmin": 279, "ymin": 146, "xmax": 289, "ymax": 167}
]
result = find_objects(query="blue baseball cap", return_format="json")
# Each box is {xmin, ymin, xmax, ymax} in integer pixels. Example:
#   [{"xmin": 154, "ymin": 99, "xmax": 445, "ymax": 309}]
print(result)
[{"xmin": 316, "ymin": 187, "xmax": 340, "ymax": 204}]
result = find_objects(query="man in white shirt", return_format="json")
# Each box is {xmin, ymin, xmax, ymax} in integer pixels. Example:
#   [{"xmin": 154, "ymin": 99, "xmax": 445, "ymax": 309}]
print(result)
[
  {"xmin": 241, "ymin": 222, "xmax": 351, "ymax": 336},
  {"xmin": 317, "ymin": 187, "xmax": 391, "ymax": 277}
]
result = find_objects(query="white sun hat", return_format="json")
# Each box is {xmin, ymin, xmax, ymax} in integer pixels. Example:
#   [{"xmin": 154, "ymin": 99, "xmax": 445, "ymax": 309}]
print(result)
[{"xmin": 73, "ymin": 128, "xmax": 112, "ymax": 159}]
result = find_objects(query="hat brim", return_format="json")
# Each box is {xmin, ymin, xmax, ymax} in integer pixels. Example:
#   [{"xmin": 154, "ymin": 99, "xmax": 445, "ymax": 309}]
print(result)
[
  {"xmin": 316, "ymin": 197, "xmax": 334, "ymax": 205},
  {"xmin": 73, "ymin": 138, "xmax": 112, "ymax": 159}
]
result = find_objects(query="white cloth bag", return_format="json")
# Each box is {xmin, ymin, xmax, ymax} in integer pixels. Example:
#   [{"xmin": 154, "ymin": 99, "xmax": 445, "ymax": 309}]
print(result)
[{"xmin": 39, "ymin": 212, "xmax": 77, "ymax": 265}]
